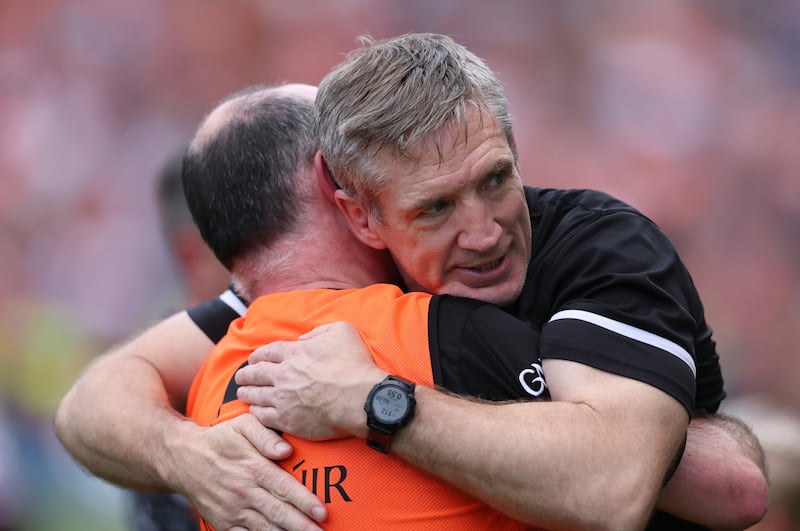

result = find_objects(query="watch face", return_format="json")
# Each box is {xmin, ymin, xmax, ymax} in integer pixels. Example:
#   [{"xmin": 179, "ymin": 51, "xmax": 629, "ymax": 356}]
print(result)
[{"xmin": 371, "ymin": 385, "xmax": 409, "ymax": 424}]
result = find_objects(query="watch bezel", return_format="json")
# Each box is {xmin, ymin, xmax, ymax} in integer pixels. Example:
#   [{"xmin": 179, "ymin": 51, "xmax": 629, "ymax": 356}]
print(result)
[{"xmin": 364, "ymin": 375, "xmax": 416, "ymax": 453}]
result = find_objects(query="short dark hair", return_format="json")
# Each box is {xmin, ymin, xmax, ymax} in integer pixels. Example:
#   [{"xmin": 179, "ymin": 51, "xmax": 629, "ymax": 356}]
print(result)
[{"xmin": 182, "ymin": 85, "xmax": 317, "ymax": 270}]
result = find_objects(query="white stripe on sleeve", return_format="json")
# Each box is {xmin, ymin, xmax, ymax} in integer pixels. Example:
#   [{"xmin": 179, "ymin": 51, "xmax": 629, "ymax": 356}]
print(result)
[{"xmin": 549, "ymin": 309, "xmax": 696, "ymax": 377}]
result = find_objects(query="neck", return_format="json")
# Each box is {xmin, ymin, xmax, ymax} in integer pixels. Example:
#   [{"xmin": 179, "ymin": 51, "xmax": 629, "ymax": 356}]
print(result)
[
  {"xmin": 233, "ymin": 188, "xmax": 400, "ymax": 301},
  {"xmin": 233, "ymin": 233, "xmax": 396, "ymax": 302}
]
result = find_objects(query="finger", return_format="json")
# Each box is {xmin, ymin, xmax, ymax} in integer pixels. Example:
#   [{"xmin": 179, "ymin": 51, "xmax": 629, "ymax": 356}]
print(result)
[
  {"xmin": 231, "ymin": 504, "xmax": 298, "ymax": 531},
  {"xmin": 236, "ymin": 380, "xmax": 277, "ymax": 406},
  {"xmin": 235, "ymin": 414, "xmax": 294, "ymax": 460},
  {"xmin": 253, "ymin": 466, "xmax": 328, "ymax": 529},
  {"xmin": 236, "ymin": 360, "xmax": 275, "ymax": 386},
  {"xmin": 249, "ymin": 342, "xmax": 288, "ymax": 364},
  {"xmin": 235, "ymin": 498, "xmax": 322, "ymax": 531}
]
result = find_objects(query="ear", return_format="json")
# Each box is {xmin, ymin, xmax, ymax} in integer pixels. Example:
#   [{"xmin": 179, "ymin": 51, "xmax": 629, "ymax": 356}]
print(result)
[
  {"xmin": 314, "ymin": 151, "xmax": 338, "ymax": 205},
  {"xmin": 334, "ymin": 189, "xmax": 387, "ymax": 250}
]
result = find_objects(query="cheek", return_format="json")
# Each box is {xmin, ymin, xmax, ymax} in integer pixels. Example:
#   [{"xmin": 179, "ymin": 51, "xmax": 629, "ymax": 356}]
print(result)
[
  {"xmin": 389, "ymin": 226, "xmax": 455, "ymax": 278},
  {"xmin": 405, "ymin": 242, "xmax": 437, "ymax": 272},
  {"xmin": 401, "ymin": 240, "xmax": 446, "ymax": 282},
  {"xmin": 504, "ymin": 201, "xmax": 531, "ymax": 237}
]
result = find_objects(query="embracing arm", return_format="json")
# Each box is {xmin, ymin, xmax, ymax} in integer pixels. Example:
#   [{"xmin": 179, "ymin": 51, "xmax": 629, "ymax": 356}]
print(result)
[
  {"xmin": 239, "ymin": 322, "xmax": 688, "ymax": 531},
  {"xmin": 54, "ymin": 311, "xmax": 326, "ymax": 531},
  {"xmin": 398, "ymin": 366, "xmax": 686, "ymax": 530},
  {"xmin": 240, "ymin": 322, "xmax": 769, "ymax": 530},
  {"xmin": 406, "ymin": 380, "xmax": 768, "ymax": 530},
  {"xmin": 656, "ymin": 413, "xmax": 768, "ymax": 529},
  {"xmin": 54, "ymin": 312, "xmax": 210, "ymax": 488}
]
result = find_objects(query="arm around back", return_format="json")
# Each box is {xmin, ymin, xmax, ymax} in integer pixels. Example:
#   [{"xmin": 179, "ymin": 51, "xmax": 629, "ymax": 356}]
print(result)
[
  {"xmin": 54, "ymin": 311, "xmax": 327, "ymax": 531},
  {"xmin": 391, "ymin": 359, "xmax": 689, "ymax": 530},
  {"xmin": 656, "ymin": 413, "xmax": 768, "ymax": 529},
  {"xmin": 54, "ymin": 311, "xmax": 215, "ymax": 489},
  {"xmin": 240, "ymin": 323, "xmax": 689, "ymax": 531}
]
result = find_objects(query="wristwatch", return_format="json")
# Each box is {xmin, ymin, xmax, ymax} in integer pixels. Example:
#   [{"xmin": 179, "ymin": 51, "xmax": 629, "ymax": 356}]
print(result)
[{"xmin": 364, "ymin": 375, "xmax": 416, "ymax": 453}]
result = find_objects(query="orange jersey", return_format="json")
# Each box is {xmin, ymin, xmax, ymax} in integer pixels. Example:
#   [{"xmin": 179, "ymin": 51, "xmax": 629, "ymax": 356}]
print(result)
[{"xmin": 187, "ymin": 283, "xmax": 526, "ymax": 530}]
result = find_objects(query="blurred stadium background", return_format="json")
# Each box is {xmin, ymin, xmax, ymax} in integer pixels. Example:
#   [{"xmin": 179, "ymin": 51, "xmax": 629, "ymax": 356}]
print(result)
[{"xmin": 1, "ymin": 1, "xmax": 798, "ymax": 529}]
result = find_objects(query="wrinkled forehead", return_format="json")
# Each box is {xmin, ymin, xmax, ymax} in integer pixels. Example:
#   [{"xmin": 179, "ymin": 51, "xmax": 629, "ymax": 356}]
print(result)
[
  {"xmin": 400, "ymin": 106, "xmax": 507, "ymax": 167},
  {"xmin": 375, "ymin": 113, "xmax": 514, "ymax": 203}
]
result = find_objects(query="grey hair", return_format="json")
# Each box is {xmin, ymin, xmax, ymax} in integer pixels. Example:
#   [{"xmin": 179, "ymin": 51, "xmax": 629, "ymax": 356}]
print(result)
[{"xmin": 315, "ymin": 33, "xmax": 515, "ymax": 217}]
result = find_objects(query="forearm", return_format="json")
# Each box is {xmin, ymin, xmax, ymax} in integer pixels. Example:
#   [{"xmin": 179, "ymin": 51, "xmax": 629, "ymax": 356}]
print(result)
[
  {"xmin": 56, "ymin": 312, "xmax": 329, "ymax": 531},
  {"xmin": 391, "ymin": 385, "xmax": 683, "ymax": 531},
  {"xmin": 55, "ymin": 341, "xmax": 196, "ymax": 490},
  {"xmin": 55, "ymin": 311, "xmax": 209, "ymax": 490},
  {"xmin": 240, "ymin": 323, "xmax": 687, "ymax": 530},
  {"xmin": 655, "ymin": 413, "xmax": 768, "ymax": 529}
]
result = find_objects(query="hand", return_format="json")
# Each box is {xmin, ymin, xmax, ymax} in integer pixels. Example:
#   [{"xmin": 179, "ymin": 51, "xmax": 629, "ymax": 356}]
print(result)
[
  {"xmin": 235, "ymin": 321, "xmax": 387, "ymax": 440},
  {"xmin": 170, "ymin": 414, "xmax": 327, "ymax": 531}
]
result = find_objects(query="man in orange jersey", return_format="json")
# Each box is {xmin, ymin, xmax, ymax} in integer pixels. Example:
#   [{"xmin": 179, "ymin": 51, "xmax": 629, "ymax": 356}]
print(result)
[{"xmin": 187, "ymin": 285, "xmax": 545, "ymax": 530}]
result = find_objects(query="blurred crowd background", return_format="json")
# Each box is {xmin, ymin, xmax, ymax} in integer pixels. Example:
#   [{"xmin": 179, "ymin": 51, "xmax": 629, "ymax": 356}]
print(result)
[{"xmin": 1, "ymin": 1, "xmax": 799, "ymax": 529}]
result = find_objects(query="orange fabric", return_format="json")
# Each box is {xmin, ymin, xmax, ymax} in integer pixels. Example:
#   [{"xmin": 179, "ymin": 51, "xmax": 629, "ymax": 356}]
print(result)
[{"xmin": 188, "ymin": 283, "xmax": 525, "ymax": 530}]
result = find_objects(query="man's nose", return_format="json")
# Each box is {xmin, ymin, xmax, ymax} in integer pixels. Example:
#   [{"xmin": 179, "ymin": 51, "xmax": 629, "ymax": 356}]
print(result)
[{"xmin": 455, "ymin": 200, "xmax": 502, "ymax": 251}]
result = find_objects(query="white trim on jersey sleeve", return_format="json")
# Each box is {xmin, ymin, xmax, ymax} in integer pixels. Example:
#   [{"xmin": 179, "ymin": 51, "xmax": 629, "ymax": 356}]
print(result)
[
  {"xmin": 220, "ymin": 289, "xmax": 248, "ymax": 317},
  {"xmin": 549, "ymin": 309, "xmax": 696, "ymax": 377}
]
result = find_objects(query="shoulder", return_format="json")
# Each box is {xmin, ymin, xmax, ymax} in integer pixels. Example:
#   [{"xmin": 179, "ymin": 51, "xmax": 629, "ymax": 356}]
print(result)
[
  {"xmin": 187, "ymin": 285, "xmax": 249, "ymax": 344},
  {"xmin": 525, "ymin": 186, "xmax": 675, "ymax": 267},
  {"xmin": 428, "ymin": 295, "xmax": 545, "ymax": 401},
  {"xmin": 525, "ymin": 186, "xmax": 641, "ymax": 218}
]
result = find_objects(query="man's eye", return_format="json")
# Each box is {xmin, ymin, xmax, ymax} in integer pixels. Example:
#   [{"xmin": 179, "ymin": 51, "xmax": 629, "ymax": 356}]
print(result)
[
  {"xmin": 484, "ymin": 173, "xmax": 506, "ymax": 189},
  {"xmin": 421, "ymin": 201, "xmax": 448, "ymax": 217}
]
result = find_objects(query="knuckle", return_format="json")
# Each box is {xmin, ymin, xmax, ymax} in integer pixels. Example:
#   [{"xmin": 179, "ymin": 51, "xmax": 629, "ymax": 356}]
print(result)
[
  {"xmin": 262, "ymin": 496, "xmax": 290, "ymax": 526},
  {"xmin": 269, "ymin": 471, "xmax": 294, "ymax": 500}
]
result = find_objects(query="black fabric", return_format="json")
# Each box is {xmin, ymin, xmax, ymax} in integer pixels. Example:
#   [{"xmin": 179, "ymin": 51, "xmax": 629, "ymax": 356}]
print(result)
[
  {"xmin": 516, "ymin": 187, "xmax": 725, "ymax": 412},
  {"xmin": 187, "ymin": 296, "xmax": 244, "ymax": 344},
  {"xmin": 429, "ymin": 295, "xmax": 548, "ymax": 402},
  {"xmin": 222, "ymin": 361, "xmax": 248, "ymax": 404},
  {"xmin": 541, "ymin": 318, "xmax": 695, "ymax": 415}
]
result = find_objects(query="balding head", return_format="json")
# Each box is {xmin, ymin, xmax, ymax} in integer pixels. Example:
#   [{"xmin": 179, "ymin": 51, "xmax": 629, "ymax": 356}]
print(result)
[
  {"xmin": 192, "ymin": 84, "xmax": 317, "ymax": 156},
  {"xmin": 182, "ymin": 84, "xmax": 318, "ymax": 272},
  {"xmin": 181, "ymin": 82, "xmax": 397, "ymax": 300}
]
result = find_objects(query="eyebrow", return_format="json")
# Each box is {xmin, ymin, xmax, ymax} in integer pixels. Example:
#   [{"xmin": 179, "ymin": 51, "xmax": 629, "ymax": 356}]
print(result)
[
  {"xmin": 406, "ymin": 157, "xmax": 516, "ymax": 214},
  {"xmin": 484, "ymin": 158, "xmax": 515, "ymax": 179}
]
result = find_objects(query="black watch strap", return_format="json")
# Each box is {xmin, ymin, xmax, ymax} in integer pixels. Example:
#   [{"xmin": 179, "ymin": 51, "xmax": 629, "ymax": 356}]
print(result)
[{"xmin": 366, "ymin": 427, "xmax": 393, "ymax": 454}]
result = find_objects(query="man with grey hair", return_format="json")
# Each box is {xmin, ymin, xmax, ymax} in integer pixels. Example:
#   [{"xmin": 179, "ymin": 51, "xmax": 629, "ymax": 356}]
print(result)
[{"xmin": 238, "ymin": 33, "xmax": 767, "ymax": 529}]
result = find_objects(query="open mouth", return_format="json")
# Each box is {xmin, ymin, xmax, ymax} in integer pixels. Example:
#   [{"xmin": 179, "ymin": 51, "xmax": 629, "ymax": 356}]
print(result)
[{"xmin": 469, "ymin": 257, "xmax": 502, "ymax": 272}]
